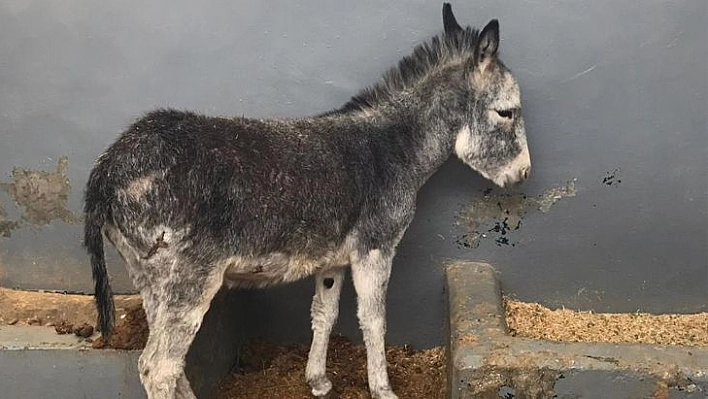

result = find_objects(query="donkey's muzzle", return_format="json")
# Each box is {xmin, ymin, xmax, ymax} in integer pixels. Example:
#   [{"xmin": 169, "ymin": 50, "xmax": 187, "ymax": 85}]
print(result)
[
  {"xmin": 494, "ymin": 160, "xmax": 530, "ymax": 188},
  {"xmin": 498, "ymin": 145, "xmax": 531, "ymax": 187}
]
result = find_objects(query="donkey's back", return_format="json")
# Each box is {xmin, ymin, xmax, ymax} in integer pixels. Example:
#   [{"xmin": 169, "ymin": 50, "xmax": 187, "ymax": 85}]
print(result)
[{"xmin": 87, "ymin": 109, "xmax": 366, "ymax": 262}]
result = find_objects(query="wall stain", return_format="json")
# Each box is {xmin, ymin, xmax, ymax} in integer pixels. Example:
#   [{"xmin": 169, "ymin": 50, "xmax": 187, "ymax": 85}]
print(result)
[
  {"xmin": 456, "ymin": 180, "xmax": 576, "ymax": 249},
  {"xmin": 0, "ymin": 156, "xmax": 78, "ymax": 227},
  {"xmin": 0, "ymin": 202, "xmax": 19, "ymax": 237}
]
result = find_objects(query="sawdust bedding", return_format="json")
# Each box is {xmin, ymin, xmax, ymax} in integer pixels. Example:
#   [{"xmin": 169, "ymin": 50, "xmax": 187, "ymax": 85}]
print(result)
[
  {"xmin": 217, "ymin": 337, "xmax": 446, "ymax": 399},
  {"xmin": 505, "ymin": 298, "xmax": 708, "ymax": 347}
]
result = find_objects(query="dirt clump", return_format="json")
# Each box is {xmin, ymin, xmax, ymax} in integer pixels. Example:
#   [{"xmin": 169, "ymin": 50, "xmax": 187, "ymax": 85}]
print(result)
[
  {"xmin": 505, "ymin": 298, "xmax": 708, "ymax": 347},
  {"xmin": 54, "ymin": 320, "xmax": 75, "ymax": 335},
  {"xmin": 53, "ymin": 321, "xmax": 94, "ymax": 339},
  {"xmin": 218, "ymin": 335, "xmax": 446, "ymax": 399},
  {"xmin": 92, "ymin": 303, "xmax": 149, "ymax": 350},
  {"xmin": 74, "ymin": 323, "xmax": 95, "ymax": 338}
]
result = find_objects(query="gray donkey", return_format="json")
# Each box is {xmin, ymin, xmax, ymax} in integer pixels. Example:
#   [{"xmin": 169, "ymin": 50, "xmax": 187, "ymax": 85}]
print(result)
[{"xmin": 84, "ymin": 3, "xmax": 530, "ymax": 398}]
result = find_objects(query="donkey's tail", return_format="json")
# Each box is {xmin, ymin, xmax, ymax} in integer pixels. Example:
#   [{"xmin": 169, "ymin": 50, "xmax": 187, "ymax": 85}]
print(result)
[{"xmin": 83, "ymin": 167, "xmax": 115, "ymax": 340}]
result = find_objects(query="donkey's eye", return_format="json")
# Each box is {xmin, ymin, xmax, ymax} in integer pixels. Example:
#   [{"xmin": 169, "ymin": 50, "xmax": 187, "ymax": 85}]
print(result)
[{"xmin": 496, "ymin": 109, "xmax": 513, "ymax": 119}]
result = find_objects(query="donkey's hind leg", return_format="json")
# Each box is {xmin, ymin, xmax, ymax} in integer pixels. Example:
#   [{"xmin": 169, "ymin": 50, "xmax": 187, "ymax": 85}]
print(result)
[
  {"xmin": 138, "ymin": 260, "xmax": 224, "ymax": 399},
  {"xmin": 175, "ymin": 374, "xmax": 196, "ymax": 399},
  {"xmin": 306, "ymin": 268, "xmax": 345, "ymax": 397},
  {"xmin": 351, "ymin": 249, "xmax": 398, "ymax": 399}
]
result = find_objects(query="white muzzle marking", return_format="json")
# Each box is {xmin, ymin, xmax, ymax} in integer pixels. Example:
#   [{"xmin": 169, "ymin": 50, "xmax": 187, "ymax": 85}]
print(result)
[{"xmin": 492, "ymin": 144, "xmax": 531, "ymax": 187}]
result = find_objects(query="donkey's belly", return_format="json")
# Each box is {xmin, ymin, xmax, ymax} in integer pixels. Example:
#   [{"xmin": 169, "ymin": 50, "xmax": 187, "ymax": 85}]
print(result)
[{"xmin": 222, "ymin": 249, "xmax": 351, "ymax": 287}]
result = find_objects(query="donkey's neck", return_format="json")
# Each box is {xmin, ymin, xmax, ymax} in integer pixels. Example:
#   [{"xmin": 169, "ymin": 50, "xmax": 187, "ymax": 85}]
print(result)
[{"xmin": 323, "ymin": 98, "xmax": 460, "ymax": 191}]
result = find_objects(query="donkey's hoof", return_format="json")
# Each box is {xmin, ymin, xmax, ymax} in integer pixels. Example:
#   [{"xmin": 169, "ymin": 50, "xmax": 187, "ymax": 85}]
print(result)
[{"xmin": 309, "ymin": 376, "xmax": 333, "ymax": 397}]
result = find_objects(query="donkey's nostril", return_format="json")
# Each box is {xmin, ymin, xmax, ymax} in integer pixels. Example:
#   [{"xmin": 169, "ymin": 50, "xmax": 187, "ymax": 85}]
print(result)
[{"xmin": 520, "ymin": 166, "xmax": 531, "ymax": 180}]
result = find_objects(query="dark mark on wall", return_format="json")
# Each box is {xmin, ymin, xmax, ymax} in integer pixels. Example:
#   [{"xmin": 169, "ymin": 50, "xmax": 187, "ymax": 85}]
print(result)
[
  {"xmin": 455, "ymin": 233, "xmax": 480, "ymax": 249},
  {"xmin": 488, "ymin": 217, "xmax": 521, "ymax": 236},
  {"xmin": 455, "ymin": 180, "xmax": 576, "ymax": 249},
  {"xmin": 498, "ymin": 385, "xmax": 516, "ymax": 399},
  {"xmin": 488, "ymin": 217, "xmax": 522, "ymax": 247},
  {"xmin": 602, "ymin": 168, "xmax": 621, "ymax": 186},
  {"xmin": 0, "ymin": 156, "xmax": 78, "ymax": 226},
  {"xmin": 0, "ymin": 203, "xmax": 19, "ymax": 237},
  {"xmin": 495, "ymin": 236, "xmax": 512, "ymax": 246}
]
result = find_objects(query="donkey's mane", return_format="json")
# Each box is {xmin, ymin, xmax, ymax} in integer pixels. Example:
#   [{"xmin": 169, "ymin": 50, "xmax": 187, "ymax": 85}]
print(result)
[{"xmin": 331, "ymin": 27, "xmax": 480, "ymax": 114}]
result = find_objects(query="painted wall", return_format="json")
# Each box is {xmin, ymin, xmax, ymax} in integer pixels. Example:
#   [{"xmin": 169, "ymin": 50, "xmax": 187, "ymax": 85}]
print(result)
[{"xmin": 0, "ymin": 0, "xmax": 705, "ymax": 348}]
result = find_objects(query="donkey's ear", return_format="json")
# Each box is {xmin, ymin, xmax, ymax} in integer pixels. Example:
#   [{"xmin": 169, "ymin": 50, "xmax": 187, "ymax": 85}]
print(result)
[
  {"xmin": 474, "ymin": 19, "xmax": 499, "ymax": 67},
  {"xmin": 442, "ymin": 3, "xmax": 463, "ymax": 35}
]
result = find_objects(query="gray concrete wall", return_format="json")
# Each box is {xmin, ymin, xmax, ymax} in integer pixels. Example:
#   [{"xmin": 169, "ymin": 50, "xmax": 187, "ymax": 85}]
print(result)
[{"xmin": 0, "ymin": 0, "xmax": 705, "ymax": 348}]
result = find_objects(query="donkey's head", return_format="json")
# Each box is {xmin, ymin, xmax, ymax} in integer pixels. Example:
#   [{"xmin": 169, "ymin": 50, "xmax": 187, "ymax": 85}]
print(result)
[{"xmin": 444, "ymin": 4, "xmax": 531, "ymax": 188}]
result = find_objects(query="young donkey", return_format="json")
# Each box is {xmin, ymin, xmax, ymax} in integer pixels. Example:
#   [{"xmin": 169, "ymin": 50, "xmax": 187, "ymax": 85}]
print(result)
[{"xmin": 84, "ymin": 4, "xmax": 529, "ymax": 398}]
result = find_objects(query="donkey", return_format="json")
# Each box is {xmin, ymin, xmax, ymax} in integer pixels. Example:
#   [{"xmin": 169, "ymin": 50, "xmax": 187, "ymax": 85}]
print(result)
[{"xmin": 84, "ymin": 3, "xmax": 529, "ymax": 398}]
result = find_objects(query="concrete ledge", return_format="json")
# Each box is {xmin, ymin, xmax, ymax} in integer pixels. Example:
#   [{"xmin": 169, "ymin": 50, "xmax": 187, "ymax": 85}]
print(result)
[
  {"xmin": 446, "ymin": 261, "xmax": 708, "ymax": 398},
  {"xmin": 0, "ymin": 325, "xmax": 144, "ymax": 399},
  {"xmin": 0, "ymin": 288, "xmax": 247, "ymax": 399}
]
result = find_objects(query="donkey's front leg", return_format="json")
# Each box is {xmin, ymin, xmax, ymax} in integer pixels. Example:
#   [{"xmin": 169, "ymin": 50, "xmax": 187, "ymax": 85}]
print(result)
[
  {"xmin": 306, "ymin": 268, "xmax": 345, "ymax": 397},
  {"xmin": 351, "ymin": 249, "xmax": 398, "ymax": 399}
]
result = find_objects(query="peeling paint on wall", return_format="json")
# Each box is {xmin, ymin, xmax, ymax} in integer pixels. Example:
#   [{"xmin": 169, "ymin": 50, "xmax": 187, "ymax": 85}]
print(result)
[
  {"xmin": 456, "ymin": 180, "xmax": 577, "ymax": 248},
  {"xmin": 0, "ymin": 157, "xmax": 78, "ymax": 227},
  {"xmin": 536, "ymin": 181, "xmax": 577, "ymax": 213},
  {"xmin": 0, "ymin": 203, "xmax": 19, "ymax": 237}
]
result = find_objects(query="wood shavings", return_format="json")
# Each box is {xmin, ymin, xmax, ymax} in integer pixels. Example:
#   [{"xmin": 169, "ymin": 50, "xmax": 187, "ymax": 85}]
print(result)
[{"xmin": 505, "ymin": 298, "xmax": 708, "ymax": 347}]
